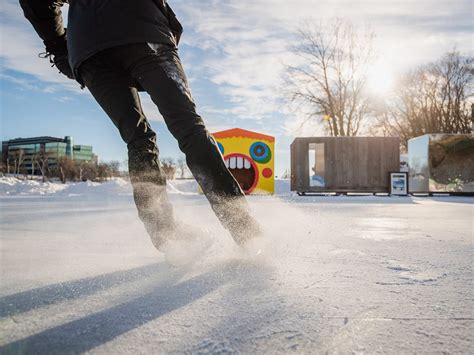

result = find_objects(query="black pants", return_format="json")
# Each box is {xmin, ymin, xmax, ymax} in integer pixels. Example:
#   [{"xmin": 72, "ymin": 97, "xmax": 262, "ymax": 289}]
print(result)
[{"xmin": 79, "ymin": 43, "xmax": 256, "ymax": 248}]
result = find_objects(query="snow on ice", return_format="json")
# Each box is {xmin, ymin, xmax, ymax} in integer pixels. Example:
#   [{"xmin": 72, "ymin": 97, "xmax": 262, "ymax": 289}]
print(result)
[{"xmin": 0, "ymin": 177, "xmax": 473, "ymax": 353}]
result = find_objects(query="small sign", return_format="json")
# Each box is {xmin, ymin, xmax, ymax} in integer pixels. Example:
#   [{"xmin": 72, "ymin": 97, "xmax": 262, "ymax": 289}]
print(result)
[{"xmin": 390, "ymin": 172, "xmax": 408, "ymax": 196}]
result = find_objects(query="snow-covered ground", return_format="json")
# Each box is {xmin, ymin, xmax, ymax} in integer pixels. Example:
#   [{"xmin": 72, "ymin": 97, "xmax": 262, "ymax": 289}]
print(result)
[{"xmin": 0, "ymin": 177, "xmax": 473, "ymax": 354}]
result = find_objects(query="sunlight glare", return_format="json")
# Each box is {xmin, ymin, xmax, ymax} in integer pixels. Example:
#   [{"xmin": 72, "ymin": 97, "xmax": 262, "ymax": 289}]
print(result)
[{"xmin": 367, "ymin": 60, "xmax": 394, "ymax": 96}]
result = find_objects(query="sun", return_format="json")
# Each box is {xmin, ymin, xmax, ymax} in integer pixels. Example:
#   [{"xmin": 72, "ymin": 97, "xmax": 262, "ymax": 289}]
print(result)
[{"xmin": 366, "ymin": 60, "xmax": 394, "ymax": 96}]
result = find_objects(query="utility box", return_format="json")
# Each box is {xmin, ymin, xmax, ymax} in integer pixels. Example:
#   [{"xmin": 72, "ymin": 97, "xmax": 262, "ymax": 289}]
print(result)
[
  {"xmin": 291, "ymin": 137, "xmax": 400, "ymax": 194},
  {"xmin": 408, "ymin": 134, "xmax": 474, "ymax": 194}
]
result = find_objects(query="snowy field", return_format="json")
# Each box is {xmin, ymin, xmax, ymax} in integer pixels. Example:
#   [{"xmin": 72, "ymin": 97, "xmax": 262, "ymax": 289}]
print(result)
[{"xmin": 0, "ymin": 177, "xmax": 473, "ymax": 354}]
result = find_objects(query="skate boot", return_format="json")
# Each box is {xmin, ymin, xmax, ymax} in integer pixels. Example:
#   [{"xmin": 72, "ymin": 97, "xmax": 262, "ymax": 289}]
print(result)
[
  {"xmin": 212, "ymin": 196, "xmax": 263, "ymax": 246},
  {"xmin": 158, "ymin": 222, "xmax": 213, "ymax": 266}
]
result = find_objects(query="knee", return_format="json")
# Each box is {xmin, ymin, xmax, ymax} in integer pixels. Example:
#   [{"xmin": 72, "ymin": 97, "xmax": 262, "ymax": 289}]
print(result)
[
  {"xmin": 119, "ymin": 110, "xmax": 155, "ymax": 144},
  {"xmin": 177, "ymin": 127, "xmax": 216, "ymax": 156}
]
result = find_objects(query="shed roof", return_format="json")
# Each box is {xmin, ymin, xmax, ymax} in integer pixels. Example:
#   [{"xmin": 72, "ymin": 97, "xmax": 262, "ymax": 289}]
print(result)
[{"xmin": 212, "ymin": 128, "xmax": 275, "ymax": 142}]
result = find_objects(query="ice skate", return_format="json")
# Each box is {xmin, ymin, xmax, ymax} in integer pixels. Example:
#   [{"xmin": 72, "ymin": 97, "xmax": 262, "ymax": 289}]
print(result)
[{"xmin": 157, "ymin": 222, "xmax": 214, "ymax": 266}]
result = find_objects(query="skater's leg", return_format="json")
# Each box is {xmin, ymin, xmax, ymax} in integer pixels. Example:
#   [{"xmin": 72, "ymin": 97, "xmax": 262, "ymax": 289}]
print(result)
[
  {"xmin": 124, "ymin": 43, "xmax": 260, "ymax": 244},
  {"xmin": 79, "ymin": 52, "xmax": 174, "ymax": 249}
]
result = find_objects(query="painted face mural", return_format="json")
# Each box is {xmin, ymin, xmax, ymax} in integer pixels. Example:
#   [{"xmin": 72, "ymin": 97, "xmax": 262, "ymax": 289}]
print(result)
[{"xmin": 213, "ymin": 128, "xmax": 275, "ymax": 194}]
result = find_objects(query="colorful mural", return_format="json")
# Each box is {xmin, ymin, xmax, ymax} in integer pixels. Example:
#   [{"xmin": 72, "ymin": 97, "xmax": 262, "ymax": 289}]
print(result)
[{"xmin": 213, "ymin": 128, "xmax": 275, "ymax": 194}]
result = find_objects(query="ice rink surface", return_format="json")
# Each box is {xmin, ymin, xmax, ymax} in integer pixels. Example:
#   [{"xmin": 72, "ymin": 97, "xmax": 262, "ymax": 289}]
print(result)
[{"xmin": 0, "ymin": 178, "xmax": 473, "ymax": 354}]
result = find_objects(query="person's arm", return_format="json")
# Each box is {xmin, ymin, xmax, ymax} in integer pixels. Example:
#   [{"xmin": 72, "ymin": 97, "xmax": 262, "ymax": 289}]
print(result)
[
  {"xmin": 19, "ymin": 0, "xmax": 66, "ymax": 41},
  {"xmin": 19, "ymin": 0, "xmax": 74, "ymax": 79}
]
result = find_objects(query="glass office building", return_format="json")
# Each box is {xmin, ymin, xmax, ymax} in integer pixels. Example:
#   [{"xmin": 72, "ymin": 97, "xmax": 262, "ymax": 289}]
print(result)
[
  {"xmin": 73, "ymin": 145, "xmax": 94, "ymax": 162},
  {"xmin": 1, "ymin": 136, "xmax": 97, "ymax": 174}
]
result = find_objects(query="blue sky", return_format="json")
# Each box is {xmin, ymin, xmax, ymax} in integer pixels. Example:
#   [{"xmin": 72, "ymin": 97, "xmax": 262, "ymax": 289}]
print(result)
[{"xmin": 1, "ymin": 0, "xmax": 472, "ymax": 175}]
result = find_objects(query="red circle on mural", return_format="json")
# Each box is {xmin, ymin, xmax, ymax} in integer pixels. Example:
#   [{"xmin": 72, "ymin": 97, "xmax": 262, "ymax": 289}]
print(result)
[{"xmin": 262, "ymin": 168, "xmax": 273, "ymax": 178}]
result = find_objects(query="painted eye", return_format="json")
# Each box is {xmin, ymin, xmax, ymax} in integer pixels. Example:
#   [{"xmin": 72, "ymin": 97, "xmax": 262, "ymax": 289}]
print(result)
[
  {"xmin": 249, "ymin": 141, "xmax": 271, "ymax": 164},
  {"xmin": 217, "ymin": 142, "xmax": 225, "ymax": 155}
]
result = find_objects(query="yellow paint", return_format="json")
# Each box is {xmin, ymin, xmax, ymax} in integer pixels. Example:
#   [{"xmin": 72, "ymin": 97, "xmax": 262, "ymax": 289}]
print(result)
[{"xmin": 212, "ymin": 128, "xmax": 275, "ymax": 195}]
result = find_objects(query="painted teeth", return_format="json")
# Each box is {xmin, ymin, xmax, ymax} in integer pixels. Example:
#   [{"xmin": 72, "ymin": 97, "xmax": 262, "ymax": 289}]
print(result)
[{"xmin": 225, "ymin": 156, "xmax": 252, "ymax": 170}]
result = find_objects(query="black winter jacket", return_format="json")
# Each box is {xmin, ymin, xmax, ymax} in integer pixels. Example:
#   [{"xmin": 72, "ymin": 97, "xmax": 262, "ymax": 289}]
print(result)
[{"xmin": 19, "ymin": 0, "xmax": 183, "ymax": 82}]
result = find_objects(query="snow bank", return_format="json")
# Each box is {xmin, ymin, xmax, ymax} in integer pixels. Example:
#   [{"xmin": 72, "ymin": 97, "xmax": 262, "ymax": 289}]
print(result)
[
  {"xmin": 0, "ymin": 177, "xmax": 132, "ymax": 197},
  {"xmin": 0, "ymin": 177, "xmax": 293, "ymax": 197},
  {"xmin": 167, "ymin": 179, "xmax": 199, "ymax": 194},
  {"xmin": 0, "ymin": 177, "xmax": 68, "ymax": 196}
]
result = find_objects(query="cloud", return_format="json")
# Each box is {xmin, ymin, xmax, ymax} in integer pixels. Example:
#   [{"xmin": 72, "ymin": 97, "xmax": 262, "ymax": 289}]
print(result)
[
  {"xmin": 1, "ymin": 0, "xmax": 472, "ymax": 136},
  {"xmin": 53, "ymin": 95, "xmax": 75, "ymax": 103},
  {"xmin": 173, "ymin": 0, "xmax": 473, "ymax": 136},
  {"xmin": 0, "ymin": 1, "xmax": 80, "ymax": 94},
  {"xmin": 0, "ymin": 73, "xmax": 38, "ymax": 91}
]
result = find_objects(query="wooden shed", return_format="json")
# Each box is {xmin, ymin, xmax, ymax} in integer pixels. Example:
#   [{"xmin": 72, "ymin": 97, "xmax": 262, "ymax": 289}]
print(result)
[{"xmin": 291, "ymin": 137, "xmax": 400, "ymax": 194}]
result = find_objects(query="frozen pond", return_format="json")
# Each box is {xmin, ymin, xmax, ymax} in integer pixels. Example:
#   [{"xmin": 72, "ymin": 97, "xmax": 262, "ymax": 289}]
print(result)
[{"xmin": 0, "ymin": 179, "xmax": 473, "ymax": 353}]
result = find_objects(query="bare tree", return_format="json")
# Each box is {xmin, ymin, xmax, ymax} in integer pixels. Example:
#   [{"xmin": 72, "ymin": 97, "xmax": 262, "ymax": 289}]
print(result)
[
  {"xmin": 36, "ymin": 151, "xmax": 49, "ymax": 182},
  {"xmin": 74, "ymin": 160, "xmax": 85, "ymax": 181},
  {"xmin": 30, "ymin": 154, "xmax": 36, "ymax": 179},
  {"xmin": 10, "ymin": 149, "xmax": 26, "ymax": 176},
  {"xmin": 107, "ymin": 161, "xmax": 121, "ymax": 177},
  {"xmin": 17, "ymin": 149, "xmax": 25, "ymax": 175},
  {"xmin": 81, "ymin": 162, "xmax": 98, "ymax": 181},
  {"xmin": 373, "ymin": 50, "xmax": 473, "ymax": 149},
  {"xmin": 97, "ymin": 162, "xmax": 115, "ymax": 181},
  {"xmin": 11, "ymin": 152, "xmax": 18, "ymax": 176},
  {"xmin": 160, "ymin": 157, "xmax": 176, "ymax": 180},
  {"xmin": 176, "ymin": 157, "xmax": 188, "ymax": 179},
  {"xmin": 0, "ymin": 160, "xmax": 6, "ymax": 175},
  {"xmin": 284, "ymin": 19, "xmax": 375, "ymax": 136},
  {"xmin": 97, "ymin": 163, "xmax": 106, "ymax": 181},
  {"xmin": 57, "ymin": 156, "xmax": 76, "ymax": 183},
  {"xmin": 432, "ymin": 51, "xmax": 473, "ymax": 132}
]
